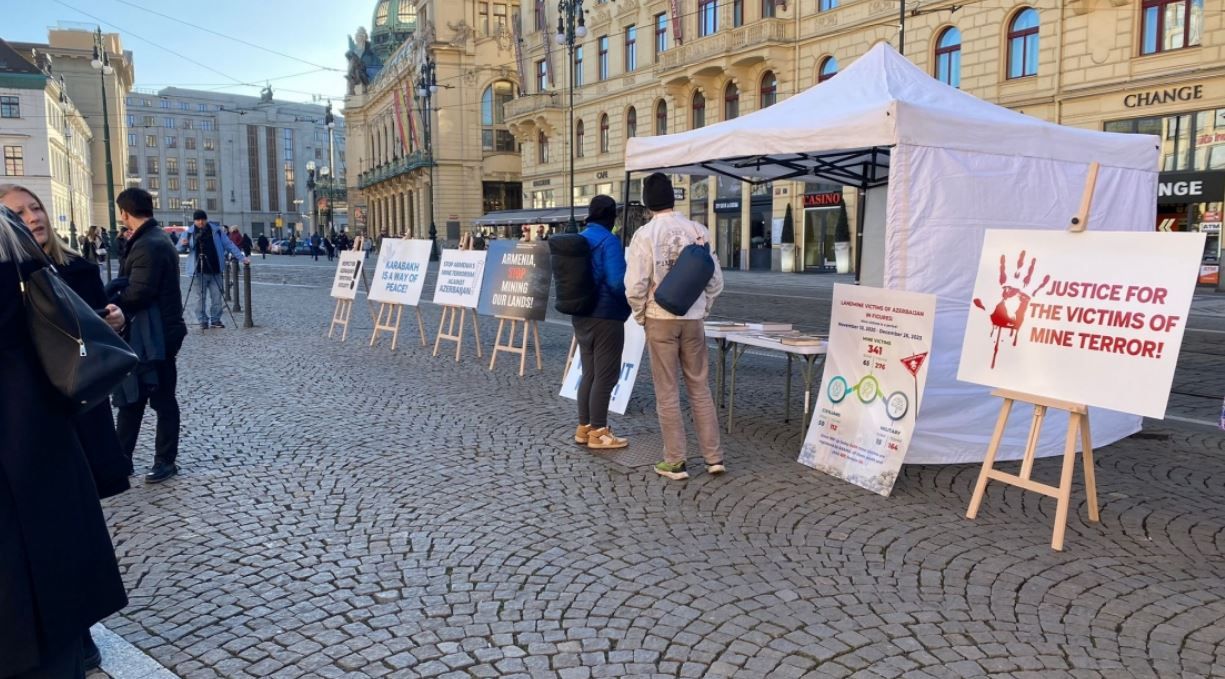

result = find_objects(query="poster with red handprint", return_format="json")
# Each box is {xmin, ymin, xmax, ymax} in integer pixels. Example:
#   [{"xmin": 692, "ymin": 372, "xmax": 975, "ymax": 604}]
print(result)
[{"xmin": 958, "ymin": 229, "xmax": 1205, "ymax": 418}]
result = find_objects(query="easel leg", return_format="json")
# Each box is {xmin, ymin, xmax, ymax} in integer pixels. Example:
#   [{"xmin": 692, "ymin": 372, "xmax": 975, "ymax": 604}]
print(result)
[
  {"xmin": 471, "ymin": 313, "xmax": 483, "ymax": 358},
  {"xmin": 531, "ymin": 321, "xmax": 542, "ymax": 370},
  {"xmin": 564, "ymin": 334, "xmax": 577, "ymax": 378},
  {"xmin": 433, "ymin": 306, "xmax": 448, "ymax": 356},
  {"xmin": 1018, "ymin": 405, "xmax": 1048, "ymax": 481},
  {"xmin": 1080, "ymin": 413, "xmax": 1100, "ymax": 523},
  {"xmin": 727, "ymin": 345, "xmax": 744, "ymax": 434},
  {"xmin": 966, "ymin": 398, "xmax": 1014, "ymax": 519},
  {"xmin": 416, "ymin": 307, "xmax": 427, "ymax": 347},
  {"xmin": 391, "ymin": 304, "xmax": 403, "ymax": 351},
  {"xmin": 490, "ymin": 318, "xmax": 505, "ymax": 370},
  {"xmin": 455, "ymin": 308, "xmax": 466, "ymax": 362},
  {"xmin": 516, "ymin": 320, "xmax": 528, "ymax": 377},
  {"xmin": 340, "ymin": 300, "xmax": 352, "ymax": 342},
  {"xmin": 1051, "ymin": 414, "xmax": 1082, "ymax": 551}
]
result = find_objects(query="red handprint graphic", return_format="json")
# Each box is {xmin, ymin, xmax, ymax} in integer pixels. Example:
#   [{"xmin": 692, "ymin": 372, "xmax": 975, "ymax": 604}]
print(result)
[{"xmin": 972, "ymin": 250, "xmax": 1050, "ymax": 369}]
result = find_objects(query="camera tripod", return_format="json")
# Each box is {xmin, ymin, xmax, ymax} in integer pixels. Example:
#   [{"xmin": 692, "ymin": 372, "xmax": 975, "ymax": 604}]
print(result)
[{"xmin": 182, "ymin": 225, "xmax": 239, "ymax": 330}]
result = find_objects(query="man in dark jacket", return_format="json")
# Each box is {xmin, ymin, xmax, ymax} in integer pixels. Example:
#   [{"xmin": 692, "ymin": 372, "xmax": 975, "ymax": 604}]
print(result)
[
  {"xmin": 113, "ymin": 188, "xmax": 188, "ymax": 484},
  {"xmin": 257, "ymin": 233, "xmax": 270, "ymax": 259},
  {"xmin": 572, "ymin": 195, "xmax": 632, "ymax": 450}
]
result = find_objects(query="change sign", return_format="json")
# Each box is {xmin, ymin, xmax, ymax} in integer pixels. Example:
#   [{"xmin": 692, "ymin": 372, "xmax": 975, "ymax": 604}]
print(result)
[
  {"xmin": 369, "ymin": 239, "xmax": 432, "ymax": 306},
  {"xmin": 432, "ymin": 249, "xmax": 487, "ymax": 308},
  {"xmin": 477, "ymin": 240, "xmax": 552, "ymax": 321}
]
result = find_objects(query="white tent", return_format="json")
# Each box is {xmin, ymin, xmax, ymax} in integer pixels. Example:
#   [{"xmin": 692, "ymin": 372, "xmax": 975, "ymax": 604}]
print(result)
[{"xmin": 625, "ymin": 43, "xmax": 1161, "ymax": 464}]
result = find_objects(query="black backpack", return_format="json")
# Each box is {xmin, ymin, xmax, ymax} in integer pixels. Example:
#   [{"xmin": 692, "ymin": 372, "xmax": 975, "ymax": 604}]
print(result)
[
  {"xmin": 653, "ymin": 241, "xmax": 715, "ymax": 316},
  {"xmin": 549, "ymin": 233, "xmax": 598, "ymax": 315}
]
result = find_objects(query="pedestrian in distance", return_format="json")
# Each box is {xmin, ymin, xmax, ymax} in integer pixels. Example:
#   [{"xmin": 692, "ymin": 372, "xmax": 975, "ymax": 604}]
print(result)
[
  {"xmin": 288, "ymin": 233, "xmax": 298, "ymax": 257},
  {"xmin": 0, "ymin": 204, "xmax": 129, "ymax": 679},
  {"xmin": 324, "ymin": 232, "xmax": 336, "ymax": 261},
  {"xmin": 624, "ymin": 173, "xmax": 726, "ymax": 481},
  {"xmin": 570, "ymin": 195, "xmax": 632, "ymax": 449},
  {"xmin": 240, "ymin": 232, "xmax": 253, "ymax": 258},
  {"xmin": 178, "ymin": 209, "xmax": 248, "ymax": 330},
  {"xmin": 228, "ymin": 226, "xmax": 242, "ymax": 250},
  {"xmin": 116, "ymin": 224, "xmax": 131, "ymax": 270},
  {"xmin": 257, "ymin": 233, "xmax": 270, "ymax": 259},
  {"xmin": 114, "ymin": 188, "xmax": 189, "ymax": 485},
  {"xmin": 0, "ymin": 185, "xmax": 131, "ymax": 672},
  {"xmin": 310, "ymin": 232, "xmax": 322, "ymax": 261},
  {"xmin": 81, "ymin": 224, "xmax": 100, "ymax": 262}
]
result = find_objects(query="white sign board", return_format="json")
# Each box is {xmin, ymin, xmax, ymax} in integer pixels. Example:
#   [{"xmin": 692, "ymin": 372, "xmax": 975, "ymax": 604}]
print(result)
[
  {"xmin": 798, "ymin": 284, "xmax": 937, "ymax": 496},
  {"xmin": 957, "ymin": 229, "xmax": 1205, "ymax": 419},
  {"xmin": 432, "ymin": 249, "xmax": 487, "ymax": 308},
  {"xmin": 368, "ymin": 239, "xmax": 432, "ymax": 306},
  {"xmin": 560, "ymin": 320, "xmax": 647, "ymax": 415},
  {"xmin": 330, "ymin": 251, "xmax": 365, "ymax": 300}
]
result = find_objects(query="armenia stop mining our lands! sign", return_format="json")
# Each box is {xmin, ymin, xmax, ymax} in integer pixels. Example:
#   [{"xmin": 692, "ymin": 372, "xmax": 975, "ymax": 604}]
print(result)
[
  {"xmin": 330, "ymin": 251, "xmax": 365, "ymax": 300},
  {"xmin": 477, "ymin": 240, "xmax": 552, "ymax": 321},
  {"xmin": 957, "ymin": 229, "xmax": 1206, "ymax": 419},
  {"xmin": 368, "ymin": 239, "xmax": 432, "ymax": 306},
  {"xmin": 432, "ymin": 249, "xmax": 487, "ymax": 308}
]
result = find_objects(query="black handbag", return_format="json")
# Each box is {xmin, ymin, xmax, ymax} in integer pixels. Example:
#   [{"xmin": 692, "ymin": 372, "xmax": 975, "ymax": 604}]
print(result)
[{"xmin": 15, "ymin": 229, "xmax": 138, "ymax": 413}]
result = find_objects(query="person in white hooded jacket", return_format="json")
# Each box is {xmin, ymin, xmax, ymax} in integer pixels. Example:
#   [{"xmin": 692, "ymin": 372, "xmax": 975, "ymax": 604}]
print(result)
[{"xmin": 624, "ymin": 172, "xmax": 725, "ymax": 481}]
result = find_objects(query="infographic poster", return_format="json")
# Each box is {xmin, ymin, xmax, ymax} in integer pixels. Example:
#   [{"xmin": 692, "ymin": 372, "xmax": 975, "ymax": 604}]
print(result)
[
  {"xmin": 798, "ymin": 284, "xmax": 936, "ymax": 496},
  {"xmin": 957, "ymin": 229, "xmax": 1204, "ymax": 418}
]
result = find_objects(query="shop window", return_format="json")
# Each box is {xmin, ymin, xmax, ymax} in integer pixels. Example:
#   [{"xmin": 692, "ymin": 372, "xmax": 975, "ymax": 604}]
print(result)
[
  {"xmin": 1141, "ymin": 0, "xmax": 1202, "ymax": 55},
  {"xmin": 1007, "ymin": 8, "xmax": 1039, "ymax": 79},
  {"xmin": 655, "ymin": 100, "xmax": 668, "ymax": 135},
  {"xmin": 760, "ymin": 71, "xmax": 777, "ymax": 107},
  {"xmin": 935, "ymin": 27, "xmax": 961, "ymax": 88},
  {"xmin": 818, "ymin": 56, "xmax": 838, "ymax": 83}
]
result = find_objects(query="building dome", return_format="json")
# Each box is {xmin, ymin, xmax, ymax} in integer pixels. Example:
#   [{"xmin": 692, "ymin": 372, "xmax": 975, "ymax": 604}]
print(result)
[{"xmin": 370, "ymin": 0, "xmax": 416, "ymax": 62}]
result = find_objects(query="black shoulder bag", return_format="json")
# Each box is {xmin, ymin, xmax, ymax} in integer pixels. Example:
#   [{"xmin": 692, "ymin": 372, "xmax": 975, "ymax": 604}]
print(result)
[{"xmin": 14, "ymin": 228, "xmax": 138, "ymax": 413}]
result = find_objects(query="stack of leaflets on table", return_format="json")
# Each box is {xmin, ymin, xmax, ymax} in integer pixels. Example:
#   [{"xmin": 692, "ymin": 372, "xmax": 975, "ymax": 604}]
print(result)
[
  {"xmin": 705, "ymin": 321, "xmax": 749, "ymax": 330},
  {"xmin": 778, "ymin": 334, "xmax": 826, "ymax": 347},
  {"xmin": 745, "ymin": 322, "xmax": 793, "ymax": 333}
]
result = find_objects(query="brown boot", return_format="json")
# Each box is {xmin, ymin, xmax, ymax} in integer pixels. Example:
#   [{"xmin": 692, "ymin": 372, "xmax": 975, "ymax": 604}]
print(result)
[
  {"xmin": 587, "ymin": 427, "xmax": 628, "ymax": 450},
  {"xmin": 574, "ymin": 424, "xmax": 593, "ymax": 444}
]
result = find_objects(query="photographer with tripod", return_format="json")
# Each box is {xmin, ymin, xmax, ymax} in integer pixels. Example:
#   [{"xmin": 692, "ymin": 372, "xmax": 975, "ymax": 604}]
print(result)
[{"xmin": 178, "ymin": 209, "xmax": 248, "ymax": 329}]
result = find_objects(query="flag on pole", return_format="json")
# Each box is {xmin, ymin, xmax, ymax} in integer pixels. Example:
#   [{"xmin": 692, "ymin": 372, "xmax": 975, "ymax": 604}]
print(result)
[
  {"xmin": 403, "ymin": 82, "xmax": 421, "ymax": 151},
  {"xmin": 671, "ymin": 0, "xmax": 684, "ymax": 45},
  {"xmin": 392, "ymin": 87, "xmax": 410, "ymax": 154}
]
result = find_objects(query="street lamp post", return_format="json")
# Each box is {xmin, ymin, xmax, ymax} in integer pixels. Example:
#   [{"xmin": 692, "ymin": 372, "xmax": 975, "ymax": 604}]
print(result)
[
  {"xmin": 306, "ymin": 160, "xmax": 318, "ymax": 236},
  {"xmin": 320, "ymin": 166, "xmax": 332, "ymax": 234},
  {"xmin": 417, "ymin": 56, "xmax": 439, "ymax": 261},
  {"xmin": 556, "ymin": 0, "xmax": 586, "ymax": 234},
  {"xmin": 325, "ymin": 104, "xmax": 337, "ymax": 233},
  {"xmin": 91, "ymin": 28, "xmax": 117, "ymax": 281}
]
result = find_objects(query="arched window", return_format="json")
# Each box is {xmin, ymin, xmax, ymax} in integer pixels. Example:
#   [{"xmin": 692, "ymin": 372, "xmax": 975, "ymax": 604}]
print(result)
[
  {"xmin": 724, "ymin": 82, "xmax": 739, "ymax": 120},
  {"xmin": 376, "ymin": 0, "xmax": 390, "ymax": 25},
  {"xmin": 655, "ymin": 100, "xmax": 668, "ymax": 134},
  {"xmin": 398, "ymin": 0, "xmax": 417, "ymax": 24},
  {"xmin": 692, "ymin": 91, "xmax": 706, "ymax": 128},
  {"xmin": 818, "ymin": 56, "xmax": 838, "ymax": 83},
  {"xmin": 1007, "ymin": 8, "xmax": 1039, "ymax": 79},
  {"xmin": 600, "ymin": 114, "xmax": 610, "ymax": 153},
  {"xmin": 760, "ymin": 71, "xmax": 777, "ymax": 107},
  {"xmin": 576, "ymin": 119, "xmax": 585, "ymax": 157},
  {"xmin": 935, "ymin": 27, "xmax": 961, "ymax": 87},
  {"xmin": 481, "ymin": 81, "xmax": 517, "ymax": 152},
  {"xmin": 626, "ymin": 107, "xmax": 638, "ymax": 137},
  {"xmin": 538, "ymin": 130, "xmax": 549, "ymax": 163}
]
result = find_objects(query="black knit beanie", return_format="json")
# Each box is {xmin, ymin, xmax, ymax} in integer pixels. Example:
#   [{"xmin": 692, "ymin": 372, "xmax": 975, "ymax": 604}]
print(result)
[
  {"xmin": 643, "ymin": 172, "xmax": 675, "ymax": 211},
  {"xmin": 586, "ymin": 195, "xmax": 617, "ymax": 228}
]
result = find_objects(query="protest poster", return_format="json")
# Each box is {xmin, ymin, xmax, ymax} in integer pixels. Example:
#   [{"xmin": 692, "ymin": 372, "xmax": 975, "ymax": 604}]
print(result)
[
  {"xmin": 559, "ymin": 320, "xmax": 647, "ymax": 415},
  {"xmin": 798, "ymin": 284, "xmax": 936, "ymax": 496},
  {"xmin": 957, "ymin": 230, "xmax": 1205, "ymax": 419},
  {"xmin": 368, "ymin": 239, "xmax": 432, "ymax": 306},
  {"xmin": 330, "ymin": 251, "xmax": 365, "ymax": 300},
  {"xmin": 477, "ymin": 240, "xmax": 552, "ymax": 321},
  {"xmin": 432, "ymin": 249, "xmax": 488, "ymax": 308}
]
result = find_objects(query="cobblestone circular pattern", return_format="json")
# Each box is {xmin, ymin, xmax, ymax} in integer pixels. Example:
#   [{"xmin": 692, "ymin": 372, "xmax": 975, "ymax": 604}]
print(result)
[{"xmin": 100, "ymin": 263, "xmax": 1225, "ymax": 678}]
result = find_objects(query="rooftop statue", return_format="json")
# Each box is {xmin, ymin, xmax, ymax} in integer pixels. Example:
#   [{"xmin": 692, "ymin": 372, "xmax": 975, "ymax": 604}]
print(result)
[{"xmin": 345, "ymin": 27, "xmax": 384, "ymax": 95}]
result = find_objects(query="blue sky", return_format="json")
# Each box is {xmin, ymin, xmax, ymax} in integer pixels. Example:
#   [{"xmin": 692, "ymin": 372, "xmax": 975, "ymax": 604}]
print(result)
[{"xmin": 7, "ymin": 0, "xmax": 374, "ymax": 105}]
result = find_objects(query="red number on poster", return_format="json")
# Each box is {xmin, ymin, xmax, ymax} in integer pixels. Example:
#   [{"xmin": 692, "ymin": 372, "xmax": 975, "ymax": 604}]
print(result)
[{"xmin": 867, "ymin": 344, "xmax": 883, "ymax": 356}]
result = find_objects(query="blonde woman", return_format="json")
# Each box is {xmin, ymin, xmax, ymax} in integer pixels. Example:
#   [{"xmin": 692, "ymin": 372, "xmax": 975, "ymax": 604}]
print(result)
[
  {"xmin": 0, "ymin": 184, "xmax": 131, "ymax": 673},
  {"xmin": 0, "ymin": 202, "xmax": 128, "ymax": 678},
  {"xmin": 81, "ymin": 224, "xmax": 100, "ymax": 262}
]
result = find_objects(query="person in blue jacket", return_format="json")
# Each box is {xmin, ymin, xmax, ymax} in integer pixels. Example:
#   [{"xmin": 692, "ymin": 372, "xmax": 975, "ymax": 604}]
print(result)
[
  {"xmin": 178, "ymin": 209, "xmax": 249, "ymax": 329},
  {"xmin": 573, "ymin": 195, "xmax": 632, "ymax": 450}
]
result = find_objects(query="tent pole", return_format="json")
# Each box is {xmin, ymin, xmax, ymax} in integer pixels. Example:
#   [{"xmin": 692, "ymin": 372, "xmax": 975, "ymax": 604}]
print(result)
[
  {"xmin": 621, "ymin": 171, "xmax": 632, "ymax": 245},
  {"xmin": 854, "ymin": 185, "xmax": 866, "ymax": 285}
]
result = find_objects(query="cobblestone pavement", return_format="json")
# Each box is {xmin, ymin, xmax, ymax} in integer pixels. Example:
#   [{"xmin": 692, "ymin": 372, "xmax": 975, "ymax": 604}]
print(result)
[{"xmin": 92, "ymin": 256, "xmax": 1225, "ymax": 679}]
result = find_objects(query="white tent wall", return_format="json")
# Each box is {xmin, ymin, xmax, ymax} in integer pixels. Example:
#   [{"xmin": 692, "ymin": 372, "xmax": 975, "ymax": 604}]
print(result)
[
  {"xmin": 885, "ymin": 143, "xmax": 1157, "ymax": 464},
  {"xmin": 859, "ymin": 185, "xmax": 888, "ymax": 288}
]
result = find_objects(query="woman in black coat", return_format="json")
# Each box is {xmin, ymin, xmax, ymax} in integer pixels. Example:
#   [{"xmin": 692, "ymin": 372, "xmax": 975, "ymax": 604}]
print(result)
[{"xmin": 0, "ymin": 193, "xmax": 128, "ymax": 678}]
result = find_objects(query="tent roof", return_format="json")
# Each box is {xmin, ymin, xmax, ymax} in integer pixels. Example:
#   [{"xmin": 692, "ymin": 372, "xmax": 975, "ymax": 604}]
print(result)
[{"xmin": 624, "ymin": 43, "xmax": 1158, "ymax": 185}]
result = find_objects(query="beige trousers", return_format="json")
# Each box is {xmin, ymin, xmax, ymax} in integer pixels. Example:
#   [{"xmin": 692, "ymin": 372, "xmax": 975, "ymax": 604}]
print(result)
[{"xmin": 645, "ymin": 318, "xmax": 724, "ymax": 465}]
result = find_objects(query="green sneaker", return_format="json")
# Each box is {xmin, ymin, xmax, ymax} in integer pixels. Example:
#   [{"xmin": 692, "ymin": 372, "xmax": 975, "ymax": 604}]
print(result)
[{"xmin": 654, "ymin": 461, "xmax": 689, "ymax": 480}]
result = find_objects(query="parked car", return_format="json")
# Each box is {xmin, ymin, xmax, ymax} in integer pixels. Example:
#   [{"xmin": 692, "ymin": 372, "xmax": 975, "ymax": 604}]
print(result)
[{"xmin": 268, "ymin": 239, "xmax": 289, "ymax": 254}]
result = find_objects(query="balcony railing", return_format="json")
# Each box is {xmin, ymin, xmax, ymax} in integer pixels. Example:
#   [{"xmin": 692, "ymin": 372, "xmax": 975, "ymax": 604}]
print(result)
[
  {"xmin": 504, "ymin": 92, "xmax": 564, "ymax": 121},
  {"xmin": 357, "ymin": 151, "xmax": 435, "ymax": 189},
  {"xmin": 656, "ymin": 19, "xmax": 794, "ymax": 73}
]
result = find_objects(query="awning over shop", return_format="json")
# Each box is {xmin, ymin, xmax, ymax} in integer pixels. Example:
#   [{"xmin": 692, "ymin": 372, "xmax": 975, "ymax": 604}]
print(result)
[{"xmin": 473, "ymin": 207, "xmax": 583, "ymax": 226}]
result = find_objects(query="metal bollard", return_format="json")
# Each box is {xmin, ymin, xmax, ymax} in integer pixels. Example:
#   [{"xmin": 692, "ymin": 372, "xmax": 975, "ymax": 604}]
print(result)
[
  {"xmin": 243, "ymin": 261, "xmax": 253, "ymax": 328},
  {"xmin": 223, "ymin": 259, "xmax": 232, "ymax": 302},
  {"xmin": 232, "ymin": 259, "xmax": 242, "ymax": 312}
]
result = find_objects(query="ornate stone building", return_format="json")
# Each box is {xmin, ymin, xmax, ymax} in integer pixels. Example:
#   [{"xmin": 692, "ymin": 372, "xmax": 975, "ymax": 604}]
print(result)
[
  {"xmin": 508, "ymin": 0, "xmax": 1225, "ymax": 273},
  {"xmin": 344, "ymin": 0, "xmax": 523, "ymax": 243}
]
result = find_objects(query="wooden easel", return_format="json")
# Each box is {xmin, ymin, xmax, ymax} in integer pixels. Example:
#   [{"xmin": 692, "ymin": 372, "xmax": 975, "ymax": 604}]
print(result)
[
  {"xmin": 563, "ymin": 334, "xmax": 578, "ymax": 379},
  {"xmin": 328, "ymin": 298, "xmax": 354, "ymax": 341},
  {"xmin": 964, "ymin": 162, "xmax": 1101, "ymax": 552},
  {"xmin": 489, "ymin": 316, "xmax": 542, "ymax": 377},
  {"xmin": 370, "ymin": 302, "xmax": 427, "ymax": 351},
  {"xmin": 433, "ymin": 305, "xmax": 483, "ymax": 361}
]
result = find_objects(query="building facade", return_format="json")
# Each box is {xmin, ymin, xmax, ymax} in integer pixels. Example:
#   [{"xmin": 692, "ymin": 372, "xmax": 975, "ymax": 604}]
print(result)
[
  {"xmin": 13, "ymin": 28, "xmax": 135, "ymax": 235},
  {"xmin": 122, "ymin": 88, "xmax": 347, "ymax": 237},
  {"xmin": 508, "ymin": 0, "xmax": 1224, "ymax": 272},
  {"xmin": 0, "ymin": 39, "xmax": 94, "ymax": 244},
  {"xmin": 344, "ymin": 0, "xmax": 523, "ymax": 244}
]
